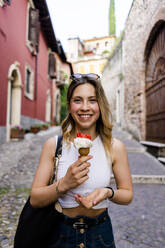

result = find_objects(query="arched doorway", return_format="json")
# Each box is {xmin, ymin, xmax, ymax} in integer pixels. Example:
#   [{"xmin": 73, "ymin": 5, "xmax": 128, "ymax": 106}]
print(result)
[
  {"xmin": 6, "ymin": 62, "xmax": 22, "ymax": 141},
  {"xmin": 145, "ymin": 21, "xmax": 165, "ymax": 142}
]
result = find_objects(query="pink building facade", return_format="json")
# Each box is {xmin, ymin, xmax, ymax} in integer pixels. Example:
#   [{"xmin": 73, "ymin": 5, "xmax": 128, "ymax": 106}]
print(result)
[{"xmin": 0, "ymin": 0, "xmax": 72, "ymax": 144}]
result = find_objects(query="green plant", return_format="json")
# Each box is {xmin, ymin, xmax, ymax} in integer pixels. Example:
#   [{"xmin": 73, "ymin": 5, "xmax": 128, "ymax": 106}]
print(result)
[
  {"xmin": 31, "ymin": 124, "xmax": 43, "ymax": 128},
  {"xmin": 15, "ymin": 187, "xmax": 30, "ymax": 195},
  {"xmin": 119, "ymin": 73, "xmax": 123, "ymax": 81},
  {"xmin": 109, "ymin": 0, "xmax": 116, "ymax": 35},
  {"xmin": 42, "ymin": 123, "xmax": 50, "ymax": 127},
  {"xmin": 60, "ymin": 83, "xmax": 69, "ymax": 123},
  {"xmin": 61, "ymin": 69, "xmax": 68, "ymax": 80},
  {"xmin": 106, "ymin": 30, "xmax": 124, "ymax": 61},
  {"xmin": 0, "ymin": 187, "xmax": 10, "ymax": 196},
  {"xmin": 102, "ymin": 50, "xmax": 110, "ymax": 54},
  {"xmin": 49, "ymin": 121, "xmax": 56, "ymax": 126},
  {"xmin": 11, "ymin": 125, "xmax": 25, "ymax": 131}
]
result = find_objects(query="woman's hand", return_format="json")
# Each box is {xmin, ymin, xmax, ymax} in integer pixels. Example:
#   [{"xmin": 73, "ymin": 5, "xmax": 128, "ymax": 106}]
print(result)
[
  {"xmin": 58, "ymin": 155, "xmax": 93, "ymax": 193},
  {"xmin": 74, "ymin": 188, "xmax": 110, "ymax": 209}
]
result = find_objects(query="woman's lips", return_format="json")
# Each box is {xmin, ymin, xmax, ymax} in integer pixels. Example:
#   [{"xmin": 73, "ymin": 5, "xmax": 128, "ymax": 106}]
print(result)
[{"xmin": 78, "ymin": 114, "xmax": 92, "ymax": 120}]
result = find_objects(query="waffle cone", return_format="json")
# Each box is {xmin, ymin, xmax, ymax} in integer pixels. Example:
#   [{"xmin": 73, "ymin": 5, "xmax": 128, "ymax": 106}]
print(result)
[{"xmin": 78, "ymin": 147, "xmax": 90, "ymax": 156}]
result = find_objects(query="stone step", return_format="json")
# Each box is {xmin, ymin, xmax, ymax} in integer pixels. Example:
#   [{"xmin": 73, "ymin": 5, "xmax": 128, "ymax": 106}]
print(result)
[
  {"xmin": 127, "ymin": 147, "xmax": 146, "ymax": 153},
  {"xmin": 140, "ymin": 141, "xmax": 165, "ymax": 148},
  {"xmin": 140, "ymin": 141, "xmax": 165, "ymax": 157},
  {"xmin": 111, "ymin": 175, "xmax": 165, "ymax": 184},
  {"xmin": 127, "ymin": 151, "xmax": 165, "ymax": 175},
  {"xmin": 158, "ymin": 157, "xmax": 165, "ymax": 164}
]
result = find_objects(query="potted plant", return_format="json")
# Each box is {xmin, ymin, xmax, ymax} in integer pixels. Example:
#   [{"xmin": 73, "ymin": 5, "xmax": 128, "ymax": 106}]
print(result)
[
  {"xmin": 49, "ymin": 121, "xmax": 56, "ymax": 127},
  {"xmin": 40, "ymin": 123, "xmax": 50, "ymax": 130},
  {"xmin": 30, "ymin": 124, "xmax": 42, "ymax": 134},
  {"xmin": 10, "ymin": 125, "xmax": 25, "ymax": 139}
]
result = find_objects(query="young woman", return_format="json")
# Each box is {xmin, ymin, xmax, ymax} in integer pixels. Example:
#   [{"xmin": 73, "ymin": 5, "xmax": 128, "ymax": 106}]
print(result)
[{"xmin": 30, "ymin": 73, "xmax": 133, "ymax": 248}]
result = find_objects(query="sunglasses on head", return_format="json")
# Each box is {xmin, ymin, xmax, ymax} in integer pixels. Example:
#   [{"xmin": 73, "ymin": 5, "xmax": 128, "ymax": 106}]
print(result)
[{"xmin": 70, "ymin": 73, "xmax": 100, "ymax": 81}]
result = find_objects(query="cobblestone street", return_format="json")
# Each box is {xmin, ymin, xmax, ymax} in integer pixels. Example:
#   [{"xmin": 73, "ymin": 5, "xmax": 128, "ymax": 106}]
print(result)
[
  {"xmin": 0, "ymin": 127, "xmax": 61, "ymax": 248},
  {"xmin": 1, "ymin": 1, "xmax": 165, "ymax": 248},
  {"xmin": 0, "ymin": 126, "xmax": 165, "ymax": 248},
  {"xmin": 110, "ymin": 184, "xmax": 165, "ymax": 248}
]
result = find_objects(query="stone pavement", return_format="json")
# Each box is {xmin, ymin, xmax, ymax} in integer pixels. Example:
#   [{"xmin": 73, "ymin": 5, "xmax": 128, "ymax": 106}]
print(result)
[
  {"xmin": 110, "ymin": 126, "xmax": 165, "ymax": 248},
  {"xmin": 112, "ymin": 126, "xmax": 165, "ymax": 184},
  {"xmin": 0, "ymin": 125, "xmax": 165, "ymax": 247},
  {"xmin": 0, "ymin": 126, "xmax": 61, "ymax": 248}
]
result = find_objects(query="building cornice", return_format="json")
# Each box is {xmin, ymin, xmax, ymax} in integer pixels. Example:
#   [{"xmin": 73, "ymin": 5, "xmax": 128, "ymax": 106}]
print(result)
[
  {"xmin": 84, "ymin": 35, "xmax": 116, "ymax": 42},
  {"xmin": 33, "ymin": 0, "xmax": 70, "ymax": 65}
]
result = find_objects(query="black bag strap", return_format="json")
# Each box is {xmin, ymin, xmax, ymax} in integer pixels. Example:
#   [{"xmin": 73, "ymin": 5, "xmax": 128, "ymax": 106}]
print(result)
[
  {"xmin": 49, "ymin": 135, "xmax": 63, "ymax": 185},
  {"xmin": 55, "ymin": 135, "xmax": 63, "ymax": 157}
]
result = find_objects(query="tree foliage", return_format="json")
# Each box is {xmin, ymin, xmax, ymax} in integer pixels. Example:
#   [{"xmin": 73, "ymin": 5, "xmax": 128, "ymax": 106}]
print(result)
[
  {"xmin": 60, "ymin": 84, "xmax": 69, "ymax": 123},
  {"xmin": 109, "ymin": 0, "xmax": 116, "ymax": 35}
]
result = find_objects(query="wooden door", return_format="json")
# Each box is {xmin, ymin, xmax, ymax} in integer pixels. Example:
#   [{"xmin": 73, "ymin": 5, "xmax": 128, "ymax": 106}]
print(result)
[{"xmin": 145, "ymin": 24, "xmax": 165, "ymax": 142}]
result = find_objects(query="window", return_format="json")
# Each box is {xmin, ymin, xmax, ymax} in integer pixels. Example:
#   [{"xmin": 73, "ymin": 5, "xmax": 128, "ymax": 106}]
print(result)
[
  {"xmin": 0, "ymin": 0, "xmax": 10, "ymax": 7},
  {"xmin": 26, "ymin": 1, "xmax": 40, "ymax": 53},
  {"xmin": 89, "ymin": 64, "xmax": 94, "ymax": 73},
  {"xmin": 87, "ymin": 45, "xmax": 91, "ymax": 51},
  {"xmin": 48, "ymin": 53, "xmax": 56, "ymax": 79},
  {"xmin": 80, "ymin": 66, "xmax": 85, "ymax": 74},
  {"xmin": 25, "ymin": 64, "xmax": 34, "ymax": 100},
  {"xmin": 4, "ymin": 0, "xmax": 10, "ymax": 5},
  {"xmin": 26, "ymin": 69, "xmax": 31, "ymax": 93},
  {"xmin": 99, "ymin": 64, "xmax": 104, "ymax": 73}
]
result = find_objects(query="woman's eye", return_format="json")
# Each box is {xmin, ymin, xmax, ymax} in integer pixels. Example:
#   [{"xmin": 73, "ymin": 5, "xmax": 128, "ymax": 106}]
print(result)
[
  {"xmin": 90, "ymin": 99, "xmax": 97, "ymax": 102},
  {"xmin": 74, "ymin": 99, "xmax": 81, "ymax": 103}
]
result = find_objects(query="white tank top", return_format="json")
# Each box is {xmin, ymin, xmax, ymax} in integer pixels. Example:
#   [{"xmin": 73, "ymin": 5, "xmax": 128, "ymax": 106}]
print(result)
[{"xmin": 56, "ymin": 135, "xmax": 112, "ymax": 209}]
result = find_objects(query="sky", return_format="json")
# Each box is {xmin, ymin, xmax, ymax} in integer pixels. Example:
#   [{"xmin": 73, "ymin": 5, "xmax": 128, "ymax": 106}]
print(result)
[{"xmin": 46, "ymin": 0, "xmax": 133, "ymax": 52}]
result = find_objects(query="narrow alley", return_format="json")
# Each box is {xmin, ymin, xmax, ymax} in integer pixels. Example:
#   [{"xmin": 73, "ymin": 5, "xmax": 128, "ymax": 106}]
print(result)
[
  {"xmin": 0, "ymin": 126, "xmax": 165, "ymax": 248},
  {"xmin": 1, "ymin": 1, "xmax": 165, "ymax": 247}
]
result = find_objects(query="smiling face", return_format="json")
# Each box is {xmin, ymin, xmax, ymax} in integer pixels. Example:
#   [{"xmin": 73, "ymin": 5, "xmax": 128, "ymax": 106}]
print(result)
[{"xmin": 69, "ymin": 83, "xmax": 100, "ymax": 136}]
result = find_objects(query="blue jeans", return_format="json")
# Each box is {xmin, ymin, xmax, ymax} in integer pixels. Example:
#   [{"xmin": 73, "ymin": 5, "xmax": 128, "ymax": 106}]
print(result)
[{"xmin": 48, "ymin": 209, "xmax": 116, "ymax": 248}]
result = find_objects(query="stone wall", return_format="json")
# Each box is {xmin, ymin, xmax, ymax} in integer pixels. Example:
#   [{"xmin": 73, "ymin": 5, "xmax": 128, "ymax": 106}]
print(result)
[
  {"xmin": 102, "ymin": 39, "xmax": 123, "ymax": 123},
  {"xmin": 102, "ymin": 0, "xmax": 165, "ymax": 140},
  {"xmin": 123, "ymin": 0, "xmax": 165, "ymax": 140}
]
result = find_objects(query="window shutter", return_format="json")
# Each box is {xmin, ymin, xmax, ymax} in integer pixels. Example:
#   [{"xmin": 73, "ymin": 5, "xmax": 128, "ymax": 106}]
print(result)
[
  {"xmin": 4, "ymin": 0, "xmax": 11, "ymax": 5},
  {"xmin": 48, "ymin": 53, "xmax": 56, "ymax": 79},
  {"xmin": 28, "ymin": 8, "xmax": 40, "ymax": 47}
]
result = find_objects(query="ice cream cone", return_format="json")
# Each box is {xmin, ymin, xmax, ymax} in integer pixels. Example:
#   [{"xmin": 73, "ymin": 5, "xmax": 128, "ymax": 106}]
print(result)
[
  {"xmin": 74, "ymin": 132, "xmax": 92, "ymax": 157},
  {"xmin": 78, "ymin": 147, "xmax": 90, "ymax": 156}
]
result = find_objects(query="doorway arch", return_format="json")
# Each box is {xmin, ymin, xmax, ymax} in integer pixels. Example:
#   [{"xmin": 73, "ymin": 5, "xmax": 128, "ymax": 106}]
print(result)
[
  {"xmin": 6, "ymin": 62, "xmax": 22, "ymax": 141},
  {"xmin": 145, "ymin": 21, "xmax": 165, "ymax": 142}
]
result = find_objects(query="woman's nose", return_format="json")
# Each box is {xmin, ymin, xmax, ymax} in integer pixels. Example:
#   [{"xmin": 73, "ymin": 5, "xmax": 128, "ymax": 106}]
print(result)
[{"xmin": 81, "ymin": 100, "xmax": 89, "ymax": 110}]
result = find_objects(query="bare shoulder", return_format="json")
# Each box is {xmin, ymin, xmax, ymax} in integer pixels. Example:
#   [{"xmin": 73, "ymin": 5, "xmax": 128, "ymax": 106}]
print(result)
[
  {"xmin": 112, "ymin": 138, "xmax": 126, "ymax": 151},
  {"xmin": 111, "ymin": 138, "xmax": 127, "ymax": 163},
  {"xmin": 42, "ymin": 137, "xmax": 57, "ymax": 154},
  {"xmin": 44, "ymin": 136, "xmax": 56, "ymax": 146}
]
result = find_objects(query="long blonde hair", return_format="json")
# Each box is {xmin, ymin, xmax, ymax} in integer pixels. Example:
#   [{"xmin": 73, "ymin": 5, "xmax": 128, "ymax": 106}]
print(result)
[{"xmin": 61, "ymin": 76, "xmax": 113, "ymax": 159}]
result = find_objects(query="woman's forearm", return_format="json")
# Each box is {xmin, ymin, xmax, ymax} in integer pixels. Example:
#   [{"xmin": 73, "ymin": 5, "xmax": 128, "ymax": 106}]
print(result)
[
  {"xmin": 108, "ymin": 188, "xmax": 133, "ymax": 205},
  {"xmin": 30, "ymin": 179, "xmax": 66, "ymax": 208}
]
